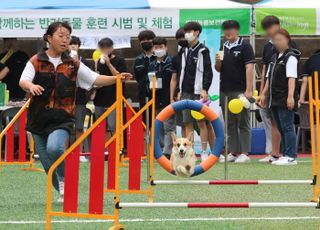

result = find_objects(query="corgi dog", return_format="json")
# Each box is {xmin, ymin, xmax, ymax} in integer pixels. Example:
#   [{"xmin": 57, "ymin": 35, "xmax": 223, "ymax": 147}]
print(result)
[{"xmin": 170, "ymin": 132, "xmax": 197, "ymax": 177}]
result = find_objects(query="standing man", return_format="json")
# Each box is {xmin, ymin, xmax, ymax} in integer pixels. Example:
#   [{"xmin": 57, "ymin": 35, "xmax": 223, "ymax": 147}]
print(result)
[
  {"xmin": 177, "ymin": 21, "xmax": 214, "ymax": 161},
  {"xmin": 0, "ymin": 38, "xmax": 29, "ymax": 100},
  {"xmin": 170, "ymin": 28, "xmax": 188, "ymax": 137},
  {"xmin": 149, "ymin": 37, "xmax": 175, "ymax": 159},
  {"xmin": 134, "ymin": 30, "xmax": 156, "ymax": 114},
  {"xmin": 258, "ymin": 16, "xmax": 284, "ymax": 162},
  {"xmin": 299, "ymin": 49, "xmax": 320, "ymax": 104},
  {"xmin": 215, "ymin": 20, "xmax": 255, "ymax": 163},
  {"xmin": 94, "ymin": 38, "xmax": 127, "ymax": 144},
  {"xmin": 69, "ymin": 36, "xmax": 91, "ymax": 162}
]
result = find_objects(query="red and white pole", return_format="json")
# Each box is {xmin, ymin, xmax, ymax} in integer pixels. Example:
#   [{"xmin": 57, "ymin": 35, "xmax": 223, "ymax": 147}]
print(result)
[
  {"xmin": 119, "ymin": 202, "xmax": 318, "ymax": 209},
  {"xmin": 152, "ymin": 180, "xmax": 312, "ymax": 185}
]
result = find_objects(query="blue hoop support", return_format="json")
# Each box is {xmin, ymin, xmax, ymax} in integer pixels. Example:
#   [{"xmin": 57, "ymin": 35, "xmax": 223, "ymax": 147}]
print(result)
[{"xmin": 154, "ymin": 100, "xmax": 224, "ymax": 177}]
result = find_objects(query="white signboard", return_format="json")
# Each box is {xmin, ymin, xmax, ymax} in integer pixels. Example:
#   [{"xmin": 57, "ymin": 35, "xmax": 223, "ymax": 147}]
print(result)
[
  {"xmin": 79, "ymin": 36, "xmax": 131, "ymax": 49},
  {"xmin": 0, "ymin": 9, "xmax": 179, "ymax": 37}
]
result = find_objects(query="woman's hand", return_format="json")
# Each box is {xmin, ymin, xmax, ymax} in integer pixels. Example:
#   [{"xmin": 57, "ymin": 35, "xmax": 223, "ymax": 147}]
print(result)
[
  {"xmin": 29, "ymin": 84, "xmax": 44, "ymax": 96},
  {"xmin": 287, "ymin": 96, "xmax": 295, "ymax": 110},
  {"xmin": 119, "ymin": 72, "xmax": 133, "ymax": 81},
  {"xmin": 259, "ymin": 93, "xmax": 266, "ymax": 108}
]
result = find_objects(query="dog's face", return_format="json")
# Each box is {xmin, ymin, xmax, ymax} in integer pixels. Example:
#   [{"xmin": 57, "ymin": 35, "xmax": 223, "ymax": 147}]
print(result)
[{"xmin": 171, "ymin": 132, "xmax": 193, "ymax": 158}]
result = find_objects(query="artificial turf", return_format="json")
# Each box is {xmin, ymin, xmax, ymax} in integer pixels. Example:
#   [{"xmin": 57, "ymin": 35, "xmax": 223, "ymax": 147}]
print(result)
[{"xmin": 0, "ymin": 157, "xmax": 320, "ymax": 230}]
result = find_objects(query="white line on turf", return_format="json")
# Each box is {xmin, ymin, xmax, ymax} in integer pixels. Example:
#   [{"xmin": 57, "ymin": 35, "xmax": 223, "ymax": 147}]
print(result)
[{"xmin": 1, "ymin": 216, "xmax": 320, "ymax": 224}]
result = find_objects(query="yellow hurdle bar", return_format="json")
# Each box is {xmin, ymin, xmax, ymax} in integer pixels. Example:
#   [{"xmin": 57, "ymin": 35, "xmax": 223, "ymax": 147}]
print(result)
[{"xmin": 308, "ymin": 72, "xmax": 320, "ymax": 202}]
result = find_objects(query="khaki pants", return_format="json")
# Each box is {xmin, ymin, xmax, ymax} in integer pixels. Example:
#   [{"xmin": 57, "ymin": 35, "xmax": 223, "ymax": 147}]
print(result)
[{"xmin": 220, "ymin": 91, "xmax": 251, "ymax": 153}]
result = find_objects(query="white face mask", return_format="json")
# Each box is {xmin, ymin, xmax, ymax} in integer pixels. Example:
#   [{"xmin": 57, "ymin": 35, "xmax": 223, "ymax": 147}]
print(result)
[
  {"xmin": 185, "ymin": 32, "xmax": 195, "ymax": 43},
  {"xmin": 154, "ymin": 49, "xmax": 166, "ymax": 58}
]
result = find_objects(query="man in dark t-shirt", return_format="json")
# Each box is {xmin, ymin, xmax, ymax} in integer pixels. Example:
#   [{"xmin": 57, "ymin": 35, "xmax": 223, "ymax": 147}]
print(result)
[
  {"xmin": 94, "ymin": 37, "xmax": 127, "ymax": 140},
  {"xmin": 215, "ymin": 20, "xmax": 255, "ymax": 163},
  {"xmin": 299, "ymin": 50, "xmax": 320, "ymax": 103},
  {"xmin": 0, "ymin": 38, "xmax": 29, "ymax": 100}
]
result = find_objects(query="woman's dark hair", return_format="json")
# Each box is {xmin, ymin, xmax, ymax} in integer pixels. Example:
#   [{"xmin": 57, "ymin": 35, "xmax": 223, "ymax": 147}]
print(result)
[
  {"xmin": 184, "ymin": 21, "xmax": 202, "ymax": 34},
  {"xmin": 153, "ymin": 36, "xmax": 167, "ymax": 46},
  {"xmin": 222, "ymin": 20, "xmax": 240, "ymax": 30},
  {"xmin": 138, "ymin": 30, "xmax": 156, "ymax": 42},
  {"xmin": 98, "ymin": 37, "xmax": 114, "ymax": 48},
  {"xmin": 261, "ymin": 15, "xmax": 280, "ymax": 30},
  {"xmin": 43, "ymin": 21, "xmax": 72, "ymax": 42},
  {"xmin": 175, "ymin": 28, "xmax": 185, "ymax": 40},
  {"xmin": 275, "ymin": 29, "xmax": 291, "ymax": 42},
  {"xmin": 70, "ymin": 36, "xmax": 81, "ymax": 46}
]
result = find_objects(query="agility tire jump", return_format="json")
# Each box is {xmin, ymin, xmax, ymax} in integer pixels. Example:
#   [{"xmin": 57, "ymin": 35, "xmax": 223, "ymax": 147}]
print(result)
[{"xmin": 154, "ymin": 100, "xmax": 224, "ymax": 177}]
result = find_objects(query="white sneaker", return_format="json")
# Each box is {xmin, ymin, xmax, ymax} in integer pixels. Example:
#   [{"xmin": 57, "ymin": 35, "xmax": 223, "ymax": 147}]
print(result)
[
  {"xmin": 57, "ymin": 180, "xmax": 64, "ymax": 203},
  {"xmin": 33, "ymin": 154, "xmax": 39, "ymax": 159},
  {"xmin": 219, "ymin": 154, "xmax": 225, "ymax": 163},
  {"xmin": 220, "ymin": 153, "xmax": 237, "ymax": 163},
  {"xmin": 58, "ymin": 180, "xmax": 64, "ymax": 196},
  {"xmin": 235, "ymin": 154, "xmax": 251, "ymax": 163},
  {"xmin": 201, "ymin": 151, "xmax": 208, "ymax": 162},
  {"xmin": 57, "ymin": 194, "xmax": 64, "ymax": 203},
  {"xmin": 258, "ymin": 155, "xmax": 279, "ymax": 163},
  {"xmin": 271, "ymin": 156, "xmax": 297, "ymax": 166},
  {"xmin": 80, "ymin": 156, "xmax": 88, "ymax": 163}
]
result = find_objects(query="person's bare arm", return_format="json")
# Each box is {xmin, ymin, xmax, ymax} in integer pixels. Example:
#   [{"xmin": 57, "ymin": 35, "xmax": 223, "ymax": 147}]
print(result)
[
  {"xmin": 0, "ymin": 66, "xmax": 9, "ymax": 81},
  {"xmin": 19, "ymin": 80, "xmax": 44, "ymax": 96},
  {"xmin": 244, "ymin": 63, "xmax": 254, "ymax": 98},
  {"xmin": 94, "ymin": 73, "xmax": 132, "ymax": 87},
  {"xmin": 259, "ymin": 78, "xmax": 269, "ymax": 108},
  {"xmin": 106, "ymin": 61, "xmax": 119, "ymax": 76},
  {"xmin": 259, "ymin": 64, "xmax": 266, "ymax": 95},
  {"xmin": 299, "ymin": 76, "xmax": 308, "ymax": 103},
  {"xmin": 287, "ymin": 77, "xmax": 296, "ymax": 110}
]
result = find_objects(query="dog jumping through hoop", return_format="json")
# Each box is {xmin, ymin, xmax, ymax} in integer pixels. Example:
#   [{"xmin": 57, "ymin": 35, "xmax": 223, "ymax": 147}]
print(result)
[{"xmin": 170, "ymin": 132, "xmax": 197, "ymax": 177}]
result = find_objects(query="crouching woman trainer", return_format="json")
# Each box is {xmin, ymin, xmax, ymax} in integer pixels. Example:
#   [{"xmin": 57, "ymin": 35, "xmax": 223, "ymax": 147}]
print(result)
[
  {"xmin": 19, "ymin": 22, "xmax": 131, "ymax": 202},
  {"xmin": 260, "ymin": 29, "xmax": 300, "ymax": 166}
]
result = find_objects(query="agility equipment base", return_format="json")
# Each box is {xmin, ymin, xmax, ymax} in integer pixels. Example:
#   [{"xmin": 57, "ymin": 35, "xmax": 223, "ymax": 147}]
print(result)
[{"xmin": 0, "ymin": 99, "xmax": 43, "ymax": 172}]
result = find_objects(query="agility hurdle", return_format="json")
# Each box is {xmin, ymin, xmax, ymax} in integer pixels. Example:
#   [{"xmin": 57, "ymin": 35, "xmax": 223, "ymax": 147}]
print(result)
[
  {"xmin": 0, "ymin": 99, "xmax": 42, "ymax": 172},
  {"xmin": 117, "ymin": 97, "xmax": 319, "ymax": 216},
  {"xmin": 45, "ymin": 76, "xmax": 156, "ymax": 230},
  {"xmin": 308, "ymin": 71, "xmax": 320, "ymax": 202}
]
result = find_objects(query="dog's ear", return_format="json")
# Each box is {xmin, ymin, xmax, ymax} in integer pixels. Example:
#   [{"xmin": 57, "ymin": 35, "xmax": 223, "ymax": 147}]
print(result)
[
  {"xmin": 171, "ymin": 132, "xmax": 177, "ymax": 142},
  {"xmin": 186, "ymin": 132, "xmax": 193, "ymax": 142}
]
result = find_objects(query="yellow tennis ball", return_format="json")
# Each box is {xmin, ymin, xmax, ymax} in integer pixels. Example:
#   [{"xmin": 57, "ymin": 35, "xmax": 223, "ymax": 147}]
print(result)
[
  {"xmin": 92, "ymin": 49, "xmax": 101, "ymax": 62},
  {"xmin": 191, "ymin": 110, "xmax": 205, "ymax": 120},
  {"xmin": 228, "ymin": 99, "xmax": 244, "ymax": 114}
]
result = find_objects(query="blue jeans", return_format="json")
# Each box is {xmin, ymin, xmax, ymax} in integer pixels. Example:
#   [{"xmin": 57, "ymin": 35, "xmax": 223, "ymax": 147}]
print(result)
[
  {"xmin": 32, "ymin": 129, "xmax": 69, "ymax": 192},
  {"xmin": 271, "ymin": 107, "xmax": 297, "ymax": 158}
]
